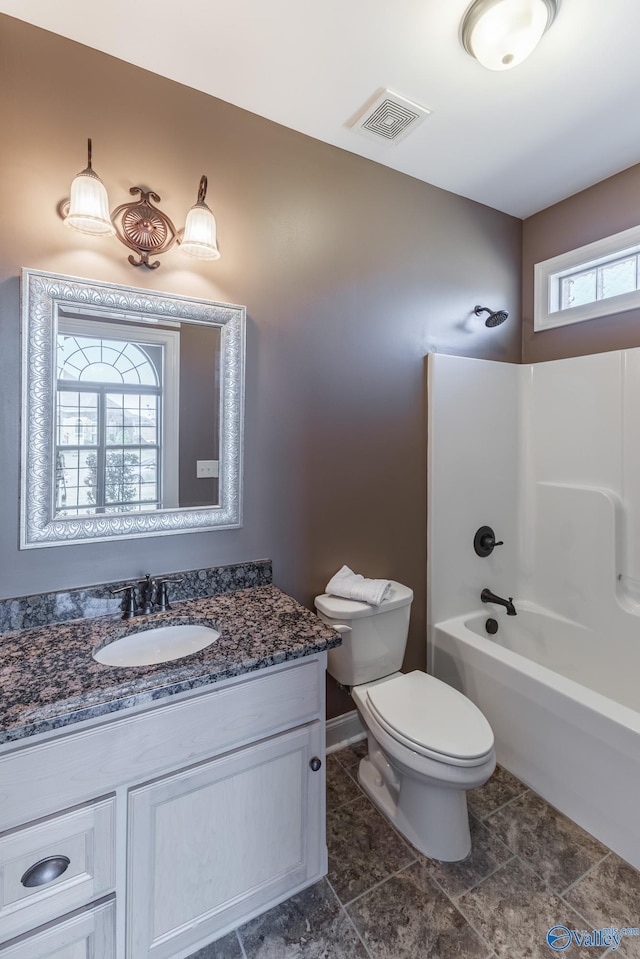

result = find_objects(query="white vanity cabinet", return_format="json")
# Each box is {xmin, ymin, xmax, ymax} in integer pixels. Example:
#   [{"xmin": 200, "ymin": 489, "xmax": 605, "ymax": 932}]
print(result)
[{"xmin": 0, "ymin": 654, "xmax": 327, "ymax": 958}]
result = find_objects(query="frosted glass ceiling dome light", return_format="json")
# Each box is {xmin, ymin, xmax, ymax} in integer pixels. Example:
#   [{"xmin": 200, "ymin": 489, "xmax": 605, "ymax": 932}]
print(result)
[
  {"xmin": 180, "ymin": 176, "xmax": 221, "ymax": 260},
  {"xmin": 461, "ymin": 0, "xmax": 559, "ymax": 71},
  {"xmin": 63, "ymin": 139, "xmax": 115, "ymax": 236}
]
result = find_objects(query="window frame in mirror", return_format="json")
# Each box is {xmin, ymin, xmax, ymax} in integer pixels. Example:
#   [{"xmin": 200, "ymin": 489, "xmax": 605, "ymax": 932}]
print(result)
[{"xmin": 20, "ymin": 268, "xmax": 245, "ymax": 548}]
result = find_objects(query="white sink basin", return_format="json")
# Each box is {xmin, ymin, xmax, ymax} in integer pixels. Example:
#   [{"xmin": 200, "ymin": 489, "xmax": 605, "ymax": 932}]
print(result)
[{"xmin": 93, "ymin": 623, "xmax": 220, "ymax": 667}]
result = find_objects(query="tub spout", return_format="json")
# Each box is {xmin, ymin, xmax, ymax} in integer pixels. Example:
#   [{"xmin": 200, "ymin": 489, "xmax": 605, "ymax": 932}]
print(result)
[{"xmin": 481, "ymin": 588, "xmax": 517, "ymax": 616}]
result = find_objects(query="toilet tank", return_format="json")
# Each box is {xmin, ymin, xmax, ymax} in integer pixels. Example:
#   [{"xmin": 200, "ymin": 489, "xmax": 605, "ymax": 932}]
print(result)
[{"xmin": 314, "ymin": 581, "xmax": 413, "ymax": 687}]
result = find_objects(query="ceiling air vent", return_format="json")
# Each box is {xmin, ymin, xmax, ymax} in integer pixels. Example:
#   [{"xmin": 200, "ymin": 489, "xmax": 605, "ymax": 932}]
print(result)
[{"xmin": 350, "ymin": 89, "xmax": 431, "ymax": 145}]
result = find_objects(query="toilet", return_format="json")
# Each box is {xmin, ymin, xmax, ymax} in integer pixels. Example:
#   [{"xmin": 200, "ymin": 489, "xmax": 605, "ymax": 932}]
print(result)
[{"xmin": 315, "ymin": 582, "xmax": 495, "ymax": 861}]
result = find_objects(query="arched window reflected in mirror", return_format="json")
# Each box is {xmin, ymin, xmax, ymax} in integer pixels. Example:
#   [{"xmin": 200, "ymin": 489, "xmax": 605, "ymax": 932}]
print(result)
[{"xmin": 55, "ymin": 325, "xmax": 177, "ymax": 516}]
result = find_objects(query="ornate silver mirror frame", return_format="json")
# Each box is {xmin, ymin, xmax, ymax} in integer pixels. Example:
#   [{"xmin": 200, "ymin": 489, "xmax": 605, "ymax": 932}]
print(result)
[{"xmin": 20, "ymin": 268, "xmax": 245, "ymax": 548}]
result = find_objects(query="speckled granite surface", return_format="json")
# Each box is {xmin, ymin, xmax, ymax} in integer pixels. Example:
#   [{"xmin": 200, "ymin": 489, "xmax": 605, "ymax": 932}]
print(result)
[
  {"xmin": 0, "ymin": 584, "xmax": 340, "ymax": 746},
  {"xmin": 0, "ymin": 560, "xmax": 272, "ymax": 634}
]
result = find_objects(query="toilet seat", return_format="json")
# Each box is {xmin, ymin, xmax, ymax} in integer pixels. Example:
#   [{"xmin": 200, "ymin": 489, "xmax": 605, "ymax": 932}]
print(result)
[{"xmin": 364, "ymin": 671, "xmax": 494, "ymax": 768}]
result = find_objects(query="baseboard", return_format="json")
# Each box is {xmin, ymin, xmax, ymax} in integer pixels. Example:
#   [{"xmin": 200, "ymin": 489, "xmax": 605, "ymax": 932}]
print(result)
[{"xmin": 325, "ymin": 710, "xmax": 366, "ymax": 754}]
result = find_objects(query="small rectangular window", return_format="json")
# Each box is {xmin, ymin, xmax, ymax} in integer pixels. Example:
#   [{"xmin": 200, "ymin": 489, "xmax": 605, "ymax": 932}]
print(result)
[{"xmin": 534, "ymin": 224, "xmax": 640, "ymax": 331}]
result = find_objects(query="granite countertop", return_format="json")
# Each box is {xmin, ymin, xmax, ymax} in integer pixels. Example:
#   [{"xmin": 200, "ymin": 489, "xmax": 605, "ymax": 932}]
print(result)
[{"xmin": 0, "ymin": 585, "xmax": 340, "ymax": 746}]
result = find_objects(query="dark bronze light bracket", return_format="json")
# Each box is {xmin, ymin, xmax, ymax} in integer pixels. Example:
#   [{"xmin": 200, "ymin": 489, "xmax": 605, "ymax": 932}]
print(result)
[{"xmin": 111, "ymin": 186, "xmax": 181, "ymax": 270}]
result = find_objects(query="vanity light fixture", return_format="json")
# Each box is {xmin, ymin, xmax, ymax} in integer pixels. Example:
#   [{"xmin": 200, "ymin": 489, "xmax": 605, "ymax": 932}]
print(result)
[
  {"xmin": 461, "ymin": 0, "xmax": 559, "ymax": 71},
  {"xmin": 61, "ymin": 139, "xmax": 220, "ymax": 269}
]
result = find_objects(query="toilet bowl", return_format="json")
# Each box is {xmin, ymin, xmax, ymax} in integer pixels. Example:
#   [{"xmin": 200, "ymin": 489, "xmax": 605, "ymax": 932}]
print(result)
[
  {"xmin": 352, "ymin": 671, "xmax": 495, "ymax": 861},
  {"xmin": 315, "ymin": 582, "xmax": 496, "ymax": 861}
]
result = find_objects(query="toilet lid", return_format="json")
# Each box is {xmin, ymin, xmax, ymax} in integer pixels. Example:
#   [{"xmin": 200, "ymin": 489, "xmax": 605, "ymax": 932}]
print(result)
[{"xmin": 365, "ymin": 671, "xmax": 494, "ymax": 762}]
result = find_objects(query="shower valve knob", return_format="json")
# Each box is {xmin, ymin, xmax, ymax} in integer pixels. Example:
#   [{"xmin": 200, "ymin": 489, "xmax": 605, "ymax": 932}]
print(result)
[{"xmin": 474, "ymin": 526, "xmax": 503, "ymax": 557}]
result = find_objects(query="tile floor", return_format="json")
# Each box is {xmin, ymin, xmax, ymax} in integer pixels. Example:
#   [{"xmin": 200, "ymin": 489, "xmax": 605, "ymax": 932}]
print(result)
[{"xmin": 189, "ymin": 741, "xmax": 640, "ymax": 959}]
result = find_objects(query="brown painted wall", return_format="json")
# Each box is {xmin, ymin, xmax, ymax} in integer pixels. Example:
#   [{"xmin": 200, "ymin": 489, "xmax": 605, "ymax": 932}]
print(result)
[
  {"xmin": 178, "ymin": 325, "xmax": 220, "ymax": 508},
  {"xmin": 522, "ymin": 163, "xmax": 640, "ymax": 363},
  {"xmin": 0, "ymin": 16, "xmax": 521, "ymax": 719}
]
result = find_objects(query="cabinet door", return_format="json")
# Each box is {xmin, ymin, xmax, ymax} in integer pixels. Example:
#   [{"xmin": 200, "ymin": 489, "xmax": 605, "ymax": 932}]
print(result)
[
  {"xmin": 127, "ymin": 722, "xmax": 324, "ymax": 959},
  {"xmin": 0, "ymin": 899, "xmax": 115, "ymax": 959}
]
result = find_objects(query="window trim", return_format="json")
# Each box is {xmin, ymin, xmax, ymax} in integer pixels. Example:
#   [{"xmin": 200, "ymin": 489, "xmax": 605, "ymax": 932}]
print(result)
[{"xmin": 534, "ymin": 223, "xmax": 640, "ymax": 331}]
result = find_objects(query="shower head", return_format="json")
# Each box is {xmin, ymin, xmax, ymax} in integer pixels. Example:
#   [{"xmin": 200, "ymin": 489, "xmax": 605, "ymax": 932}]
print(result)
[{"xmin": 473, "ymin": 305, "xmax": 509, "ymax": 328}]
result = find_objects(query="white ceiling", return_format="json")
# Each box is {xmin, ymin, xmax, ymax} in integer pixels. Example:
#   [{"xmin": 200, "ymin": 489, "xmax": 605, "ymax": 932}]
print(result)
[{"xmin": 2, "ymin": 0, "xmax": 639, "ymax": 218}]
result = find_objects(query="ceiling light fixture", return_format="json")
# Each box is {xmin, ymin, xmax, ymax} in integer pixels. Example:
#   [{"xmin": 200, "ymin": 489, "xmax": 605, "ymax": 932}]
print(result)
[
  {"xmin": 61, "ymin": 140, "xmax": 220, "ymax": 269},
  {"xmin": 461, "ymin": 0, "xmax": 559, "ymax": 71}
]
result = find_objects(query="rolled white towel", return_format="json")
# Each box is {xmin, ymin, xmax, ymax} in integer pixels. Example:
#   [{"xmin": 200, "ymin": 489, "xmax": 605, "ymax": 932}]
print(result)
[{"xmin": 325, "ymin": 565, "xmax": 392, "ymax": 607}]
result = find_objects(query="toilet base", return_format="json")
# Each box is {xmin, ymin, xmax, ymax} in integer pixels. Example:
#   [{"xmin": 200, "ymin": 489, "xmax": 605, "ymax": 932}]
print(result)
[{"xmin": 357, "ymin": 735, "xmax": 473, "ymax": 862}]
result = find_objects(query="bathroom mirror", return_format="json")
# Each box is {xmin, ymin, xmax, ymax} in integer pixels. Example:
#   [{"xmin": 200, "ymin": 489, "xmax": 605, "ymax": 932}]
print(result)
[{"xmin": 20, "ymin": 269, "xmax": 245, "ymax": 547}]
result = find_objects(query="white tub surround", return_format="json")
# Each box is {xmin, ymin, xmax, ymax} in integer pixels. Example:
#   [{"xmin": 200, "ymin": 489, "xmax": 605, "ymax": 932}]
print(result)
[
  {"xmin": 427, "ymin": 354, "xmax": 522, "ymax": 630},
  {"xmin": 427, "ymin": 349, "xmax": 640, "ymax": 871}
]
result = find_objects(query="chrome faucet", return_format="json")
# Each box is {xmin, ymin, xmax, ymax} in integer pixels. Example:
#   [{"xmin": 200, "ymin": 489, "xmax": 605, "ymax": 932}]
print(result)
[{"xmin": 481, "ymin": 588, "xmax": 517, "ymax": 616}]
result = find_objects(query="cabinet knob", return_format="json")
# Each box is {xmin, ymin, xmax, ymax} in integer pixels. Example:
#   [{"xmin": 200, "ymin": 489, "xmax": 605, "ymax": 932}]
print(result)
[
  {"xmin": 309, "ymin": 756, "xmax": 322, "ymax": 772},
  {"xmin": 21, "ymin": 855, "xmax": 71, "ymax": 888}
]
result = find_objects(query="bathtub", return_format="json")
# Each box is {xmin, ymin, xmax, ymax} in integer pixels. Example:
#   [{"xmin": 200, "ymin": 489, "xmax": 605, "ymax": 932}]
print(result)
[{"xmin": 431, "ymin": 604, "xmax": 640, "ymax": 870}]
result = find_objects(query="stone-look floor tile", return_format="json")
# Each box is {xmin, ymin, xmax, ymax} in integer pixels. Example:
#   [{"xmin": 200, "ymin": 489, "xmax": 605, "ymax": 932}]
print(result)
[
  {"xmin": 333, "ymin": 739, "xmax": 368, "ymax": 769},
  {"xmin": 238, "ymin": 879, "xmax": 368, "ymax": 959},
  {"xmin": 326, "ymin": 754, "xmax": 362, "ymax": 812},
  {"xmin": 467, "ymin": 765, "xmax": 528, "ymax": 820},
  {"xmin": 485, "ymin": 790, "xmax": 608, "ymax": 894},
  {"xmin": 565, "ymin": 854, "xmax": 640, "ymax": 959},
  {"xmin": 187, "ymin": 931, "xmax": 244, "ymax": 958},
  {"xmin": 327, "ymin": 795, "xmax": 416, "ymax": 903},
  {"xmin": 614, "ymin": 937, "xmax": 640, "ymax": 959},
  {"xmin": 458, "ymin": 857, "xmax": 606, "ymax": 959},
  {"xmin": 421, "ymin": 813, "xmax": 514, "ymax": 898},
  {"xmin": 348, "ymin": 860, "xmax": 491, "ymax": 959}
]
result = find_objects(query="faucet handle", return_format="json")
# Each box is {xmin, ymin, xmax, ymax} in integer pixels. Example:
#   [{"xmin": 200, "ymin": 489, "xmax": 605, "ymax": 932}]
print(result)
[
  {"xmin": 154, "ymin": 577, "xmax": 183, "ymax": 612},
  {"xmin": 155, "ymin": 582, "xmax": 171, "ymax": 612},
  {"xmin": 110, "ymin": 584, "xmax": 138, "ymax": 619},
  {"xmin": 474, "ymin": 526, "xmax": 504, "ymax": 557}
]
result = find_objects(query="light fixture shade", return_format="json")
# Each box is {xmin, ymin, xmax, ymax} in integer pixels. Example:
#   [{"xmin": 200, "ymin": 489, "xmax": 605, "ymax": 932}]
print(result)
[
  {"xmin": 64, "ymin": 168, "xmax": 115, "ymax": 236},
  {"xmin": 462, "ymin": 0, "xmax": 558, "ymax": 71},
  {"xmin": 181, "ymin": 201, "xmax": 220, "ymax": 260}
]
